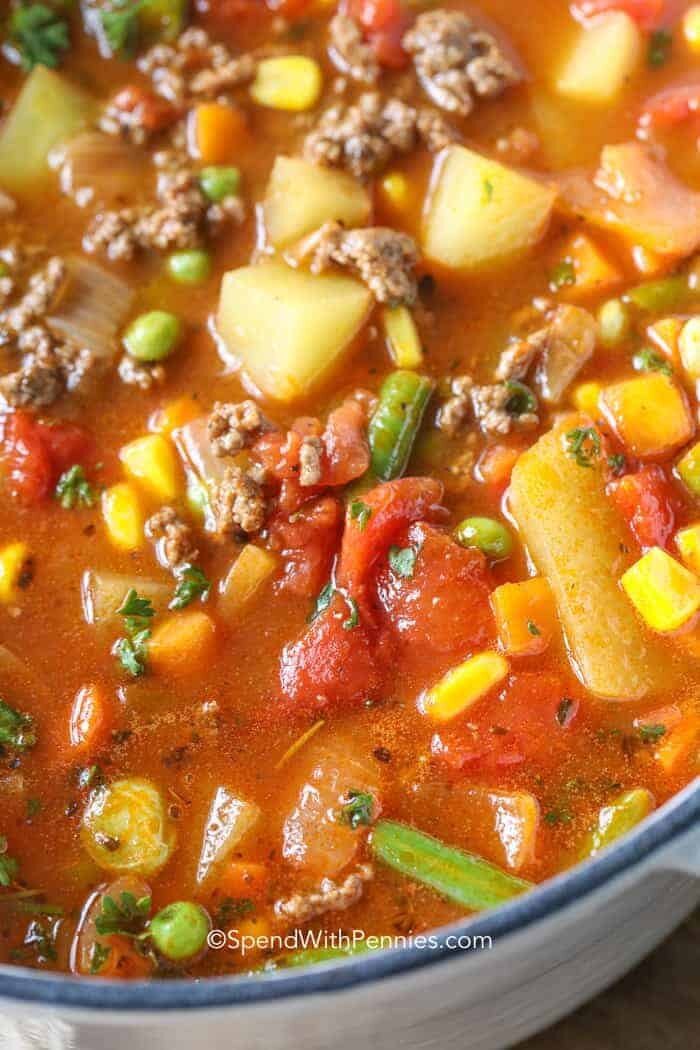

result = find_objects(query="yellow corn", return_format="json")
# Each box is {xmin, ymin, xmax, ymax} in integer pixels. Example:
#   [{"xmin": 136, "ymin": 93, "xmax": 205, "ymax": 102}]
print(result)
[
  {"xmin": 599, "ymin": 373, "xmax": 694, "ymax": 459},
  {"xmin": 379, "ymin": 172, "xmax": 411, "ymax": 212},
  {"xmin": 421, "ymin": 651, "xmax": 509, "ymax": 723},
  {"xmin": 250, "ymin": 56, "xmax": 322, "ymax": 112},
  {"xmin": 675, "ymin": 524, "xmax": 700, "ymax": 576},
  {"xmin": 382, "ymin": 305, "xmax": 424, "ymax": 368},
  {"xmin": 218, "ymin": 544, "xmax": 278, "ymax": 620},
  {"xmin": 677, "ymin": 440, "xmax": 700, "ymax": 497},
  {"xmin": 572, "ymin": 381, "xmax": 601, "ymax": 417},
  {"xmin": 119, "ymin": 434, "xmax": 181, "ymax": 501},
  {"xmin": 683, "ymin": 5, "xmax": 700, "ymax": 51},
  {"xmin": 102, "ymin": 483, "xmax": 144, "ymax": 551},
  {"xmin": 0, "ymin": 542, "xmax": 30, "ymax": 603},
  {"xmin": 150, "ymin": 396, "xmax": 200, "ymax": 436},
  {"xmin": 621, "ymin": 547, "xmax": 700, "ymax": 633},
  {"xmin": 679, "ymin": 317, "xmax": 700, "ymax": 381}
]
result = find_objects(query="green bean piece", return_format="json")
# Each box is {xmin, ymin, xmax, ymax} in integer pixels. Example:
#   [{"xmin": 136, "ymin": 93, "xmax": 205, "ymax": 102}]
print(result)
[
  {"xmin": 166, "ymin": 250, "xmax": 211, "ymax": 286},
  {"xmin": 368, "ymin": 371, "xmax": 434, "ymax": 481},
  {"xmin": 280, "ymin": 942, "xmax": 371, "ymax": 968},
  {"xmin": 372, "ymin": 820, "xmax": 533, "ymax": 911},
  {"xmin": 597, "ymin": 299, "xmax": 630, "ymax": 348},
  {"xmin": 579, "ymin": 789, "xmax": 655, "ymax": 860},
  {"xmin": 199, "ymin": 166, "xmax": 241, "ymax": 202},
  {"xmin": 138, "ymin": 0, "xmax": 188, "ymax": 42},
  {"xmin": 150, "ymin": 901, "xmax": 211, "ymax": 961},
  {"xmin": 455, "ymin": 516, "xmax": 513, "ymax": 561},
  {"xmin": 123, "ymin": 311, "xmax": 181, "ymax": 362},
  {"xmin": 625, "ymin": 276, "xmax": 687, "ymax": 313}
]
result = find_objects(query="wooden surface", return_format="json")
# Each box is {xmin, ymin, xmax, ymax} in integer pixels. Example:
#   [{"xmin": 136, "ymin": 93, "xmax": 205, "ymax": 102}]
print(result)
[{"xmin": 519, "ymin": 910, "xmax": 699, "ymax": 1049}]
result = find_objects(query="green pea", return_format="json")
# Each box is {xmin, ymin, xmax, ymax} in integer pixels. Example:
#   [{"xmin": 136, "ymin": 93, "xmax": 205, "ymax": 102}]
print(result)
[
  {"xmin": 166, "ymin": 250, "xmax": 211, "ymax": 285},
  {"xmin": 123, "ymin": 311, "xmax": 181, "ymax": 363},
  {"xmin": 199, "ymin": 166, "xmax": 241, "ymax": 202},
  {"xmin": 597, "ymin": 299, "xmax": 630, "ymax": 349},
  {"xmin": 455, "ymin": 516, "xmax": 513, "ymax": 561},
  {"xmin": 150, "ymin": 901, "xmax": 210, "ymax": 962}
]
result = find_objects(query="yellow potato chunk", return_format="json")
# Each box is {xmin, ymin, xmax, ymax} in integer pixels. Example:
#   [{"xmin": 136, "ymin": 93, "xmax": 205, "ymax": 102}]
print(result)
[
  {"xmin": 420, "ymin": 652, "xmax": 509, "ymax": 723},
  {"xmin": 119, "ymin": 434, "xmax": 182, "ymax": 501},
  {"xmin": 262, "ymin": 156, "xmax": 371, "ymax": 249},
  {"xmin": 555, "ymin": 13, "xmax": 642, "ymax": 104},
  {"xmin": 217, "ymin": 261, "xmax": 372, "ymax": 402},
  {"xmin": 423, "ymin": 145, "xmax": 556, "ymax": 270},
  {"xmin": 676, "ymin": 524, "xmax": 700, "ymax": 575},
  {"xmin": 509, "ymin": 416, "xmax": 668, "ymax": 699},
  {"xmin": 621, "ymin": 547, "xmax": 700, "ymax": 633},
  {"xmin": 599, "ymin": 373, "xmax": 694, "ymax": 459},
  {"xmin": 0, "ymin": 542, "xmax": 30, "ymax": 604},
  {"xmin": 102, "ymin": 483, "xmax": 144, "ymax": 551},
  {"xmin": 81, "ymin": 777, "xmax": 176, "ymax": 876}
]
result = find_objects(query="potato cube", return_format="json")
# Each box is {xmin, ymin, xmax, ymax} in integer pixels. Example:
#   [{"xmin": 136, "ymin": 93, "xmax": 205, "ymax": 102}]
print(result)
[
  {"xmin": 120, "ymin": 435, "xmax": 182, "ymax": 501},
  {"xmin": 102, "ymin": 483, "xmax": 144, "ymax": 551},
  {"xmin": 217, "ymin": 261, "xmax": 372, "ymax": 402},
  {"xmin": 676, "ymin": 524, "xmax": 700, "ymax": 575},
  {"xmin": 621, "ymin": 547, "xmax": 700, "ymax": 633},
  {"xmin": 555, "ymin": 12, "xmax": 643, "ymax": 104},
  {"xmin": 423, "ymin": 145, "xmax": 556, "ymax": 270},
  {"xmin": 262, "ymin": 156, "xmax": 371, "ymax": 248},
  {"xmin": 599, "ymin": 373, "xmax": 694, "ymax": 459}
]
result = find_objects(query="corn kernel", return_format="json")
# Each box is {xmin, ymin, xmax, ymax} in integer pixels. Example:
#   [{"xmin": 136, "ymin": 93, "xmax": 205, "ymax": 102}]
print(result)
[
  {"xmin": 250, "ymin": 56, "xmax": 322, "ymax": 112},
  {"xmin": 102, "ymin": 483, "xmax": 144, "ymax": 551},
  {"xmin": 621, "ymin": 547, "xmax": 700, "ymax": 633},
  {"xmin": 119, "ymin": 434, "xmax": 181, "ymax": 501},
  {"xmin": 379, "ymin": 172, "xmax": 410, "ymax": 212},
  {"xmin": 675, "ymin": 524, "xmax": 700, "ymax": 575},
  {"xmin": 150, "ymin": 397, "xmax": 200, "ymax": 435},
  {"xmin": 420, "ymin": 651, "xmax": 509, "ymax": 723},
  {"xmin": 382, "ymin": 305, "xmax": 423, "ymax": 368},
  {"xmin": 0, "ymin": 542, "xmax": 30, "ymax": 603},
  {"xmin": 679, "ymin": 317, "xmax": 700, "ymax": 381},
  {"xmin": 683, "ymin": 5, "xmax": 700, "ymax": 51},
  {"xmin": 599, "ymin": 373, "xmax": 694, "ymax": 459},
  {"xmin": 677, "ymin": 440, "xmax": 700, "ymax": 497},
  {"xmin": 572, "ymin": 381, "xmax": 601, "ymax": 417}
]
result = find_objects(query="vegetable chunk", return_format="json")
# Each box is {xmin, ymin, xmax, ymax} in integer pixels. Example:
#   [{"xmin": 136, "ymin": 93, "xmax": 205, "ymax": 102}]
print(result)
[
  {"xmin": 599, "ymin": 374, "xmax": 694, "ymax": 459},
  {"xmin": 620, "ymin": 547, "xmax": 700, "ymax": 633},
  {"xmin": 509, "ymin": 417, "xmax": 668, "ymax": 699},
  {"xmin": 555, "ymin": 13, "xmax": 642, "ymax": 104},
  {"xmin": 217, "ymin": 262, "xmax": 372, "ymax": 402},
  {"xmin": 423, "ymin": 145, "xmax": 556, "ymax": 271},
  {"xmin": 263, "ymin": 156, "xmax": 371, "ymax": 249},
  {"xmin": 81, "ymin": 777, "xmax": 175, "ymax": 876}
]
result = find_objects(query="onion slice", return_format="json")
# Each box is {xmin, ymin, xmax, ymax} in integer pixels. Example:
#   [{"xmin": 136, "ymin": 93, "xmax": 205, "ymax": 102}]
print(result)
[{"xmin": 48, "ymin": 255, "xmax": 134, "ymax": 360}]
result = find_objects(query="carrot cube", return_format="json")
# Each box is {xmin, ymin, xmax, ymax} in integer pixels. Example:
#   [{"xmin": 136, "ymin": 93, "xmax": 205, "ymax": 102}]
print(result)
[{"xmin": 491, "ymin": 577, "xmax": 557, "ymax": 657}]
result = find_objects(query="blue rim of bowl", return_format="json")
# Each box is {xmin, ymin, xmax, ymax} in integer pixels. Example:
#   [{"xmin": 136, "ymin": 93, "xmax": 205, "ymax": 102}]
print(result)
[{"xmin": 1, "ymin": 778, "xmax": 698, "ymax": 1012}]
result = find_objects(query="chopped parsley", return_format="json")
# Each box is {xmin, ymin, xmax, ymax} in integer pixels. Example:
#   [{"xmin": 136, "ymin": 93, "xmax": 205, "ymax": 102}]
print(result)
[
  {"xmin": 0, "ymin": 698, "xmax": 36, "ymax": 751},
  {"xmin": 26, "ymin": 797, "xmax": 41, "ymax": 819},
  {"xmin": 505, "ymin": 380, "xmax": 538, "ymax": 417},
  {"xmin": 632, "ymin": 347, "xmax": 673, "ymax": 377},
  {"xmin": 482, "ymin": 177, "xmax": 494, "ymax": 204},
  {"xmin": 55, "ymin": 465, "xmax": 97, "ymax": 509},
  {"xmin": 0, "ymin": 836, "xmax": 19, "ymax": 888},
  {"xmin": 308, "ymin": 580, "xmax": 334, "ymax": 623},
  {"xmin": 527, "ymin": 620, "xmax": 541, "ymax": 637},
  {"xmin": 388, "ymin": 544, "xmax": 419, "ymax": 579},
  {"xmin": 8, "ymin": 2, "xmax": 70, "ymax": 71},
  {"xmin": 89, "ymin": 941, "xmax": 112, "ymax": 974},
  {"xmin": 214, "ymin": 896, "xmax": 253, "ymax": 928},
  {"xmin": 170, "ymin": 564, "xmax": 210, "ymax": 610},
  {"xmin": 565, "ymin": 426, "xmax": 601, "ymax": 468},
  {"xmin": 648, "ymin": 29, "xmax": 672, "ymax": 68},
  {"xmin": 340, "ymin": 790, "xmax": 375, "ymax": 829},
  {"xmin": 607, "ymin": 453, "xmax": 626, "ymax": 477},
  {"xmin": 350, "ymin": 499, "xmax": 372, "ymax": 531},
  {"xmin": 638, "ymin": 723, "xmax": 667, "ymax": 743},
  {"xmin": 342, "ymin": 595, "xmax": 359, "ymax": 631},
  {"xmin": 543, "ymin": 807, "xmax": 572, "ymax": 826},
  {"xmin": 95, "ymin": 890, "xmax": 151, "ymax": 939},
  {"xmin": 549, "ymin": 259, "xmax": 576, "ymax": 291},
  {"xmin": 98, "ymin": 0, "xmax": 145, "ymax": 56},
  {"xmin": 115, "ymin": 589, "xmax": 155, "ymax": 677}
]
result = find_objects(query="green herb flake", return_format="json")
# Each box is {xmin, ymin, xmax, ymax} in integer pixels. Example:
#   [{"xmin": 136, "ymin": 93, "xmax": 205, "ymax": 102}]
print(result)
[
  {"xmin": 115, "ymin": 589, "xmax": 155, "ymax": 677},
  {"xmin": 0, "ymin": 836, "xmax": 19, "ymax": 888},
  {"xmin": 95, "ymin": 891, "xmax": 151, "ymax": 939},
  {"xmin": 214, "ymin": 896, "xmax": 253, "ymax": 928},
  {"xmin": 632, "ymin": 347, "xmax": 673, "ymax": 377},
  {"xmin": 527, "ymin": 620, "xmax": 541, "ymax": 637},
  {"xmin": 9, "ymin": 3, "xmax": 70, "ymax": 71},
  {"xmin": 549, "ymin": 259, "xmax": 576, "ymax": 291},
  {"xmin": 638, "ymin": 723, "xmax": 667, "ymax": 743},
  {"xmin": 350, "ymin": 500, "xmax": 372, "ymax": 531},
  {"xmin": 648, "ymin": 29, "xmax": 672, "ymax": 68},
  {"xmin": 607, "ymin": 453, "xmax": 626, "ymax": 476},
  {"xmin": 543, "ymin": 807, "xmax": 572, "ymax": 826},
  {"xmin": 99, "ymin": 0, "xmax": 146, "ymax": 56},
  {"xmin": 342, "ymin": 595, "xmax": 359, "ymax": 631},
  {"xmin": 26, "ymin": 798, "xmax": 41, "ymax": 819},
  {"xmin": 0, "ymin": 698, "xmax": 36, "ymax": 751},
  {"xmin": 55, "ymin": 464, "xmax": 97, "ymax": 509},
  {"xmin": 482, "ymin": 177, "xmax": 494, "ymax": 204},
  {"xmin": 565, "ymin": 426, "xmax": 601, "ymax": 468},
  {"xmin": 505, "ymin": 380, "xmax": 538, "ymax": 418},
  {"xmin": 170, "ymin": 564, "xmax": 210, "ymax": 610},
  {"xmin": 308, "ymin": 580, "xmax": 334, "ymax": 623},
  {"xmin": 388, "ymin": 544, "xmax": 419, "ymax": 579},
  {"xmin": 89, "ymin": 941, "xmax": 112, "ymax": 974},
  {"xmin": 340, "ymin": 790, "xmax": 375, "ymax": 830}
]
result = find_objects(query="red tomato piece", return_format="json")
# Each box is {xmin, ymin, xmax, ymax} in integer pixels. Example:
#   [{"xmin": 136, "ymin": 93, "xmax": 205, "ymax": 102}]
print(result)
[
  {"xmin": 0, "ymin": 411, "xmax": 93, "ymax": 505},
  {"xmin": 269, "ymin": 496, "xmax": 344, "ymax": 598},
  {"xmin": 336, "ymin": 477, "xmax": 445, "ymax": 599},
  {"xmin": 640, "ymin": 77, "xmax": 700, "ymax": 129},
  {"xmin": 279, "ymin": 593, "xmax": 383, "ymax": 713},
  {"xmin": 345, "ymin": 0, "xmax": 412, "ymax": 68},
  {"xmin": 376, "ymin": 522, "xmax": 495, "ymax": 667},
  {"xmin": 571, "ymin": 0, "xmax": 666, "ymax": 30},
  {"xmin": 321, "ymin": 399, "xmax": 370, "ymax": 487},
  {"xmin": 111, "ymin": 86, "xmax": 181, "ymax": 132},
  {"xmin": 608, "ymin": 465, "xmax": 676, "ymax": 550}
]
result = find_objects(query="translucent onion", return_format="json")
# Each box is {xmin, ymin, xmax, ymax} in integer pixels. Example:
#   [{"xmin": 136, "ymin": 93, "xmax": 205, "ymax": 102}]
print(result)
[
  {"xmin": 196, "ymin": 787, "xmax": 261, "ymax": 885},
  {"xmin": 81, "ymin": 569, "xmax": 171, "ymax": 628},
  {"xmin": 48, "ymin": 255, "xmax": 134, "ymax": 360},
  {"xmin": 51, "ymin": 130, "xmax": 150, "ymax": 209}
]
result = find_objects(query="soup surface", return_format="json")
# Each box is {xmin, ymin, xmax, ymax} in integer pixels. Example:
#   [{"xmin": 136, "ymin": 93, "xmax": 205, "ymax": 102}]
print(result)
[{"xmin": 0, "ymin": 0, "xmax": 699, "ymax": 978}]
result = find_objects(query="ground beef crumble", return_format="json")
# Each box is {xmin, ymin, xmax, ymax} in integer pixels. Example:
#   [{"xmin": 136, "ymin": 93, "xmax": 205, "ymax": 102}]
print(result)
[
  {"xmin": 495, "ymin": 304, "xmax": 597, "ymax": 401},
  {"xmin": 208, "ymin": 400, "xmax": 265, "ymax": 457},
  {"xmin": 211, "ymin": 465, "xmax": 267, "ymax": 538},
  {"xmin": 275, "ymin": 864, "xmax": 374, "ymax": 924},
  {"xmin": 328, "ymin": 13, "xmax": 379, "ymax": 84},
  {"xmin": 403, "ymin": 10, "xmax": 521, "ymax": 116},
  {"xmin": 138, "ymin": 27, "xmax": 257, "ymax": 103},
  {"xmin": 146, "ymin": 507, "xmax": 199, "ymax": 573},
  {"xmin": 117, "ymin": 354, "xmax": 165, "ymax": 391},
  {"xmin": 310, "ymin": 222, "xmax": 419, "ymax": 306},
  {"xmin": 304, "ymin": 92, "xmax": 457, "ymax": 179},
  {"xmin": 298, "ymin": 434, "xmax": 323, "ymax": 487},
  {"xmin": 438, "ymin": 374, "xmax": 539, "ymax": 437}
]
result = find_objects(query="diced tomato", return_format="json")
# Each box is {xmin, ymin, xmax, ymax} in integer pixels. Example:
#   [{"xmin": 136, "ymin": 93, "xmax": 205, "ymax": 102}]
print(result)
[
  {"xmin": 0, "ymin": 411, "xmax": 92, "ymax": 505},
  {"xmin": 344, "ymin": 0, "xmax": 412, "ymax": 68},
  {"xmin": 279, "ymin": 593, "xmax": 384, "ymax": 713},
  {"xmin": 477, "ymin": 443, "xmax": 524, "ymax": 492},
  {"xmin": 571, "ymin": 0, "xmax": 666, "ymax": 30},
  {"xmin": 336, "ymin": 476, "xmax": 445, "ymax": 600},
  {"xmin": 608, "ymin": 465, "xmax": 676, "ymax": 550},
  {"xmin": 432, "ymin": 674, "xmax": 579, "ymax": 778},
  {"xmin": 640, "ymin": 78, "xmax": 700, "ymax": 129},
  {"xmin": 111, "ymin": 86, "xmax": 180, "ymax": 132},
  {"xmin": 376, "ymin": 523, "xmax": 495, "ymax": 668},
  {"xmin": 321, "ymin": 399, "xmax": 370, "ymax": 487},
  {"xmin": 269, "ymin": 496, "xmax": 343, "ymax": 598}
]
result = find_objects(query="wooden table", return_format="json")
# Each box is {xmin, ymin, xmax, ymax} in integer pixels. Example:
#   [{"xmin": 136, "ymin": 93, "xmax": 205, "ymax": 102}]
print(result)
[{"xmin": 519, "ymin": 910, "xmax": 699, "ymax": 1049}]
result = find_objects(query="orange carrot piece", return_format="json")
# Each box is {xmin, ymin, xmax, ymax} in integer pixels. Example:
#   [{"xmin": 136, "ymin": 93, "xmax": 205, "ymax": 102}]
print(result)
[
  {"xmin": 215, "ymin": 860, "xmax": 269, "ymax": 901},
  {"xmin": 491, "ymin": 577, "xmax": 557, "ymax": 657},
  {"xmin": 477, "ymin": 444, "xmax": 523, "ymax": 490},
  {"xmin": 69, "ymin": 683, "xmax": 111, "ymax": 753},
  {"xmin": 148, "ymin": 609, "xmax": 217, "ymax": 677},
  {"xmin": 191, "ymin": 103, "xmax": 247, "ymax": 165},
  {"xmin": 655, "ymin": 710, "xmax": 700, "ymax": 773}
]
